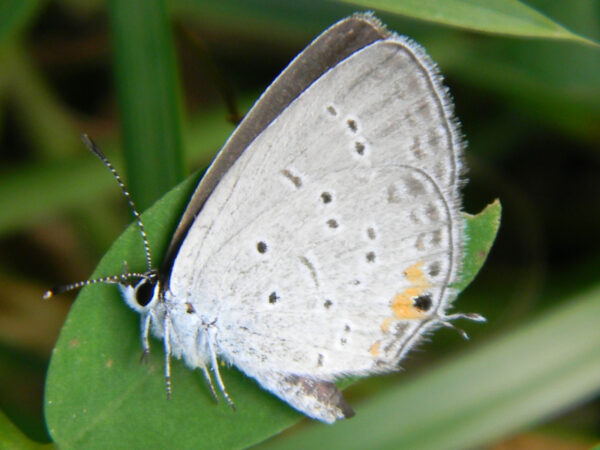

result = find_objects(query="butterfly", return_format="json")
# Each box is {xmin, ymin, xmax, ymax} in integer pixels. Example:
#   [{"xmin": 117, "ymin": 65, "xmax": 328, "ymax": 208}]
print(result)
[{"xmin": 45, "ymin": 13, "xmax": 484, "ymax": 423}]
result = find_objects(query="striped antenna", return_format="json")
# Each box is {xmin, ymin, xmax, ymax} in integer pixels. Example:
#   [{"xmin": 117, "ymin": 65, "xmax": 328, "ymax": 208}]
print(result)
[
  {"xmin": 43, "ymin": 134, "xmax": 156, "ymax": 300},
  {"xmin": 43, "ymin": 272, "xmax": 153, "ymax": 299},
  {"xmin": 81, "ymin": 133, "xmax": 153, "ymax": 271}
]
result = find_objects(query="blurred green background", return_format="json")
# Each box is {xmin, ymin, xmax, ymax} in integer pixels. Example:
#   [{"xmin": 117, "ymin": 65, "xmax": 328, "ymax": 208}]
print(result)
[{"xmin": 0, "ymin": 0, "xmax": 598, "ymax": 448}]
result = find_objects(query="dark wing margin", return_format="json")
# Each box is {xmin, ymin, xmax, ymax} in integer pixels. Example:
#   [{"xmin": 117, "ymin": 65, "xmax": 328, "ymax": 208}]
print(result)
[{"xmin": 160, "ymin": 13, "xmax": 390, "ymax": 278}]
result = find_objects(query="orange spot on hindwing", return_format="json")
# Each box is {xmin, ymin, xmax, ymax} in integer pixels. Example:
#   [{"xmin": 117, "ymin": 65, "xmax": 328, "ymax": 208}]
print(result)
[
  {"xmin": 381, "ymin": 317, "xmax": 393, "ymax": 333},
  {"xmin": 378, "ymin": 261, "xmax": 433, "ymax": 347},
  {"xmin": 391, "ymin": 261, "xmax": 429, "ymax": 319},
  {"xmin": 404, "ymin": 261, "xmax": 426, "ymax": 285},
  {"xmin": 369, "ymin": 341, "xmax": 381, "ymax": 356},
  {"xmin": 391, "ymin": 288, "xmax": 426, "ymax": 319}
]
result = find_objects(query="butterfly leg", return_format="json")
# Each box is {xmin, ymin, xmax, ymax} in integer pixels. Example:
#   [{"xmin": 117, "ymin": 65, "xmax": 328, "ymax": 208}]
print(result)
[
  {"xmin": 139, "ymin": 311, "xmax": 151, "ymax": 363},
  {"xmin": 194, "ymin": 328, "xmax": 219, "ymax": 402},
  {"xmin": 200, "ymin": 364, "xmax": 219, "ymax": 403},
  {"xmin": 438, "ymin": 312, "xmax": 486, "ymax": 340},
  {"xmin": 206, "ymin": 326, "xmax": 236, "ymax": 411},
  {"xmin": 162, "ymin": 313, "xmax": 173, "ymax": 400}
]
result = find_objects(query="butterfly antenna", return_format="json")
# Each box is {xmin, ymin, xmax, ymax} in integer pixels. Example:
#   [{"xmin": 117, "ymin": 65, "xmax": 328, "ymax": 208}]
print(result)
[
  {"xmin": 43, "ymin": 271, "xmax": 151, "ymax": 299},
  {"xmin": 43, "ymin": 135, "xmax": 157, "ymax": 300},
  {"xmin": 81, "ymin": 133, "xmax": 153, "ymax": 271}
]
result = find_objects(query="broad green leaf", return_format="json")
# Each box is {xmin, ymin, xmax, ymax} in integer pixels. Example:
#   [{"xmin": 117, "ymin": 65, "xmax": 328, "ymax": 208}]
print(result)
[
  {"xmin": 265, "ymin": 285, "xmax": 600, "ymax": 449},
  {"xmin": 335, "ymin": 0, "xmax": 598, "ymax": 46},
  {"xmin": 44, "ymin": 172, "xmax": 499, "ymax": 448},
  {"xmin": 44, "ymin": 174, "xmax": 299, "ymax": 449}
]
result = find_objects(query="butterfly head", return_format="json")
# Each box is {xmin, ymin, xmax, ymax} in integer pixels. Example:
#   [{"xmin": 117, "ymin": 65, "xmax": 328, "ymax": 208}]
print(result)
[{"xmin": 119, "ymin": 270, "xmax": 161, "ymax": 314}]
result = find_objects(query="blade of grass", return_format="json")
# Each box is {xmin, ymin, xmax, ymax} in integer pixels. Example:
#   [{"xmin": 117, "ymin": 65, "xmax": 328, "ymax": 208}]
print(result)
[
  {"xmin": 335, "ymin": 0, "xmax": 598, "ymax": 46},
  {"xmin": 107, "ymin": 0, "xmax": 185, "ymax": 210},
  {"xmin": 0, "ymin": 43, "xmax": 82, "ymax": 159},
  {"xmin": 171, "ymin": 0, "xmax": 597, "ymax": 46},
  {"xmin": 0, "ymin": 0, "xmax": 80, "ymax": 158}
]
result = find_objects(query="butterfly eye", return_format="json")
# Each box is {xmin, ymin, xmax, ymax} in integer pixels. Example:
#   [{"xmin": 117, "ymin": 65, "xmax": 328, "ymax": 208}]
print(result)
[{"xmin": 135, "ymin": 279, "xmax": 156, "ymax": 307}]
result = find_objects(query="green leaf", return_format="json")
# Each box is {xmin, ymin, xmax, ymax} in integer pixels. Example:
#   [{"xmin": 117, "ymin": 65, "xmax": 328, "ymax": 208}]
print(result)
[
  {"xmin": 44, "ymin": 174, "xmax": 299, "ymax": 449},
  {"xmin": 335, "ymin": 0, "xmax": 598, "ymax": 46},
  {"xmin": 0, "ymin": 408, "xmax": 53, "ymax": 450},
  {"xmin": 457, "ymin": 199, "xmax": 501, "ymax": 291},
  {"xmin": 44, "ymin": 173, "xmax": 499, "ymax": 448},
  {"xmin": 108, "ymin": 0, "xmax": 185, "ymax": 210},
  {"xmin": 264, "ymin": 285, "xmax": 600, "ymax": 449}
]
